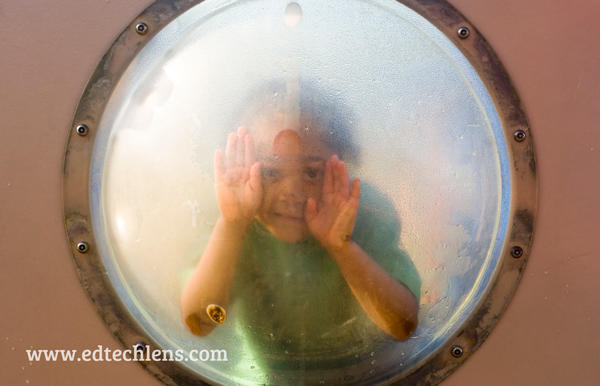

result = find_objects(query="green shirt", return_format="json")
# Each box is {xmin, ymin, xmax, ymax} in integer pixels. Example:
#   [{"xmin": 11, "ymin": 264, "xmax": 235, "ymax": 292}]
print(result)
[{"xmin": 229, "ymin": 185, "xmax": 421, "ymax": 371}]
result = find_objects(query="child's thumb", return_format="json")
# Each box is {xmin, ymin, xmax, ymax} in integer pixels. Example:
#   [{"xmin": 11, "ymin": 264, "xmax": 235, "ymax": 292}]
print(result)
[
  {"xmin": 248, "ymin": 162, "xmax": 262, "ymax": 192},
  {"xmin": 305, "ymin": 198, "xmax": 318, "ymax": 223}
]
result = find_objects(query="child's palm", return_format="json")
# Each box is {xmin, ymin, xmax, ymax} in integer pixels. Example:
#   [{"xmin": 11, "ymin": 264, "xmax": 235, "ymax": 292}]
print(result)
[
  {"xmin": 305, "ymin": 156, "xmax": 360, "ymax": 251},
  {"xmin": 214, "ymin": 128, "xmax": 262, "ymax": 227}
]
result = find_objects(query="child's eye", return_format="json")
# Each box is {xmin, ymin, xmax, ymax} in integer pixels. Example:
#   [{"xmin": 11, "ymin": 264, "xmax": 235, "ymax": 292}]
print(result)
[
  {"xmin": 261, "ymin": 168, "xmax": 280, "ymax": 179},
  {"xmin": 304, "ymin": 168, "xmax": 321, "ymax": 179}
]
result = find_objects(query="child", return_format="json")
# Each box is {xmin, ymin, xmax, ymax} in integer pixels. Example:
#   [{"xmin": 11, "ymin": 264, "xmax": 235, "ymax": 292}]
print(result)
[{"xmin": 181, "ymin": 84, "xmax": 420, "ymax": 369}]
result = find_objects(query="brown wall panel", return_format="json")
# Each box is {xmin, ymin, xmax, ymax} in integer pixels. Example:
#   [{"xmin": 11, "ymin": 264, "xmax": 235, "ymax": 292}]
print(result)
[{"xmin": 1, "ymin": 0, "xmax": 598, "ymax": 385}]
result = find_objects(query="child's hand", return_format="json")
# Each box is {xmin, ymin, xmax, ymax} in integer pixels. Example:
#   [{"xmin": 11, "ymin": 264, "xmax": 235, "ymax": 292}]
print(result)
[
  {"xmin": 214, "ymin": 127, "xmax": 262, "ymax": 230},
  {"xmin": 305, "ymin": 155, "xmax": 361, "ymax": 252}
]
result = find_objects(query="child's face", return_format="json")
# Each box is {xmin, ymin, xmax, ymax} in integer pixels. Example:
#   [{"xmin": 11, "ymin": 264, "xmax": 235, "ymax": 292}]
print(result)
[{"xmin": 252, "ymin": 114, "xmax": 334, "ymax": 243}]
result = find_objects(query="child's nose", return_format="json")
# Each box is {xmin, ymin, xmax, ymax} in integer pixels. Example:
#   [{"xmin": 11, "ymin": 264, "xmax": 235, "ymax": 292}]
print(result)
[{"xmin": 278, "ymin": 175, "xmax": 306, "ymax": 204}]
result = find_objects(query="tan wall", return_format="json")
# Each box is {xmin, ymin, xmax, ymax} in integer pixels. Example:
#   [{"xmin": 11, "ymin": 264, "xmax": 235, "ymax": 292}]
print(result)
[{"xmin": 1, "ymin": 0, "xmax": 598, "ymax": 385}]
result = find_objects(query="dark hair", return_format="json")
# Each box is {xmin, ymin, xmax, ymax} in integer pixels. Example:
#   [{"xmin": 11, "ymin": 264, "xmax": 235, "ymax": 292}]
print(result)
[{"xmin": 236, "ymin": 78, "xmax": 360, "ymax": 163}]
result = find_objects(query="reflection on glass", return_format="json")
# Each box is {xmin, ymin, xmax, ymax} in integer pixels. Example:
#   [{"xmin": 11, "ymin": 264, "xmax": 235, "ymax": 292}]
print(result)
[
  {"xmin": 180, "ymin": 81, "xmax": 422, "ymax": 371},
  {"xmin": 90, "ymin": 0, "xmax": 510, "ymax": 384}
]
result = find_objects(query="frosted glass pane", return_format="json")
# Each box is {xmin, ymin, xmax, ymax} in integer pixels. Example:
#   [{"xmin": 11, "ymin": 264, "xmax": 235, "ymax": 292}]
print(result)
[{"xmin": 90, "ymin": 0, "xmax": 510, "ymax": 384}]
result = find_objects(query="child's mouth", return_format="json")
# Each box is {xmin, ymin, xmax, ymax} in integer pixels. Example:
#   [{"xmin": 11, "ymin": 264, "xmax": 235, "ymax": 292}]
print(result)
[{"xmin": 273, "ymin": 212, "xmax": 305, "ymax": 223}]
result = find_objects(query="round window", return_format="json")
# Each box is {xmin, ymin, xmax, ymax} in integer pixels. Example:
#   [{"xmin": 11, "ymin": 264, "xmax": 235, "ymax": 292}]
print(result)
[{"xmin": 64, "ymin": 0, "xmax": 536, "ymax": 384}]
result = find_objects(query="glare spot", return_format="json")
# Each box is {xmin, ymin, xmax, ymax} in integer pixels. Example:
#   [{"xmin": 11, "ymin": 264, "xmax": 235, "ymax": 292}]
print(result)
[{"xmin": 284, "ymin": 3, "xmax": 302, "ymax": 27}]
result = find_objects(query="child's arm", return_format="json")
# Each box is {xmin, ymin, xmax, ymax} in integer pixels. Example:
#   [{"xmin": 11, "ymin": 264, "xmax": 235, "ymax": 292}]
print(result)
[
  {"xmin": 327, "ymin": 241, "xmax": 418, "ymax": 340},
  {"xmin": 305, "ymin": 156, "xmax": 418, "ymax": 340},
  {"xmin": 181, "ymin": 127, "xmax": 261, "ymax": 336}
]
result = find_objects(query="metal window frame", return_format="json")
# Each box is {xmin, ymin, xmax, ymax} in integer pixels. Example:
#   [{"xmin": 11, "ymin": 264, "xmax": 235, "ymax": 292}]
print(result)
[{"xmin": 63, "ymin": 0, "xmax": 537, "ymax": 384}]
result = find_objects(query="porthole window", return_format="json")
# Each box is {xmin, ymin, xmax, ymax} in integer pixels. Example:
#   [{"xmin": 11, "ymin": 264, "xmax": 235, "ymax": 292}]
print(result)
[{"xmin": 64, "ymin": 0, "xmax": 536, "ymax": 384}]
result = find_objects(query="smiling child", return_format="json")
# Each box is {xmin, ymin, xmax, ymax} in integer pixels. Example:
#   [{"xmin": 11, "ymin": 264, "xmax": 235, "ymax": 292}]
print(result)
[{"xmin": 180, "ymin": 81, "xmax": 420, "ymax": 369}]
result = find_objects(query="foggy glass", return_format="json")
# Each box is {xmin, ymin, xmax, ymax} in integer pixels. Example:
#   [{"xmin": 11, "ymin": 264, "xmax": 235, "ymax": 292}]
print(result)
[{"xmin": 90, "ymin": 0, "xmax": 510, "ymax": 384}]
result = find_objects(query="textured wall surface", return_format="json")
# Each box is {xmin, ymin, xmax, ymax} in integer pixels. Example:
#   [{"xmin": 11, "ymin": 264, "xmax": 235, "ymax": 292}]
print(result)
[{"xmin": 1, "ymin": 1, "xmax": 598, "ymax": 385}]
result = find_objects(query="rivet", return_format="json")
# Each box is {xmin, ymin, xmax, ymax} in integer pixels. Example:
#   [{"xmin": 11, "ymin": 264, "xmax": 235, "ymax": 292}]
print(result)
[
  {"xmin": 451, "ymin": 345, "xmax": 463, "ymax": 358},
  {"xmin": 76, "ymin": 124, "xmax": 89, "ymax": 136},
  {"xmin": 511, "ymin": 245, "xmax": 524, "ymax": 258},
  {"xmin": 457, "ymin": 26, "xmax": 470, "ymax": 39},
  {"xmin": 135, "ymin": 22, "xmax": 148, "ymax": 35},
  {"xmin": 514, "ymin": 130, "xmax": 527, "ymax": 142},
  {"xmin": 76, "ymin": 241, "xmax": 89, "ymax": 253}
]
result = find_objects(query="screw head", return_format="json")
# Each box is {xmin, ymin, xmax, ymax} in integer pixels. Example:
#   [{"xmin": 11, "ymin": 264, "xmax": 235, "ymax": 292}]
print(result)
[
  {"xmin": 514, "ymin": 130, "xmax": 527, "ymax": 142},
  {"xmin": 76, "ymin": 241, "xmax": 89, "ymax": 253},
  {"xmin": 511, "ymin": 245, "xmax": 524, "ymax": 258},
  {"xmin": 135, "ymin": 22, "xmax": 148, "ymax": 35},
  {"xmin": 76, "ymin": 124, "xmax": 89, "ymax": 136},
  {"xmin": 457, "ymin": 26, "xmax": 470, "ymax": 39},
  {"xmin": 451, "ymin": 345, "xmax": 463, "ymax": 358}
]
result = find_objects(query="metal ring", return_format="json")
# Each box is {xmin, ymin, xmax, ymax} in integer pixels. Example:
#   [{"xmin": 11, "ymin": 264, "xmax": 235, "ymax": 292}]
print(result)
[
  {"xmin": 135, "ymin": 22, "xmax": 149, "ymax": 35},
  {"xmin": 63, "ymin": 1, "xmax": 537, "ymax": 384},
  {"xmin": 76, "ymin": 241, "xmax": 89, "ymax": 253},
  {"xmin": 75, "ymin": 124, "xmax": 89, "ymax": 136},
  {"xmin": 457, "ymin": 26, "xmax": 470, "ymax": 39},
  {"xmin": 451, "ymin": 345, "xmax": 464, "ymax": 358}
]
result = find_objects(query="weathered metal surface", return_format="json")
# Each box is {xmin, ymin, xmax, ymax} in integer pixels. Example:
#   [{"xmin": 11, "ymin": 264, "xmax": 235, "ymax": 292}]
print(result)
[{"xmin": 62, "ymin": 0, "xmax": 536, "ymax": 384}]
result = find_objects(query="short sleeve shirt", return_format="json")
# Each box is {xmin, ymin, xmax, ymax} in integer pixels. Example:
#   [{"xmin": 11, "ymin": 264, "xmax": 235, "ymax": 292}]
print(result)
[{"xmin": 229, "ymin": 185, "xmax": 421, "ymax": 370}]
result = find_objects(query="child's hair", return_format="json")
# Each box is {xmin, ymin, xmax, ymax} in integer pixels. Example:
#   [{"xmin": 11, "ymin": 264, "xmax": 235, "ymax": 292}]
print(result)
[{"xmin": 236, "ymin": 78, "xmax": 360, "ymax": 163}]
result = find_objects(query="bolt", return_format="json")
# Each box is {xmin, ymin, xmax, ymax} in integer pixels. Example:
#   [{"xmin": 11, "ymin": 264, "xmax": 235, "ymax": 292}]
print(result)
[
  {"xmin": 511, "ymin": 245, "xmax": 524, "ymax": 258},
  {"xmin": 451, "ymin": 345, "xmax": 463, "ymax": 358},
  {"xmin": 457, "ymin": 26, "xmax": 470, "ymax": 39},
  {"xmin": 514, "ymin": 130, "xmax": 527, "ymax": 142},
  {"xmin": 76, "ymin": 241, "xmax": 89, "ymax": 253},
  {"xmin": 135, "ymin": 22, "xmax": 148, "ymax": 35},
  {"xmin": 76, "ymin": 124, "xmax": 89, "ymax": 136}
]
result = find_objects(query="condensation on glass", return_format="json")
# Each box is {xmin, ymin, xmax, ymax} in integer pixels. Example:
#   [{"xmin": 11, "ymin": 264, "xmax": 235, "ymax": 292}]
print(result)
[{"xmin": 90, "ymin": 0, "xmax": 510, "ymax": 384}]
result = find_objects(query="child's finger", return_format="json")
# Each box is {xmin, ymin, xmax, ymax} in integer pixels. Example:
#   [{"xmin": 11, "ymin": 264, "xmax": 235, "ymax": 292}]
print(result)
[
  {"xmin": 236, "ymin": 127, "xmax": 245, "ymax": 167},
  {"xmin": 338, "ymin": 161, "xmax": 350, "ymax": 198},
  {"xmin": 248, "ymin": 162, "xmax": 262, "ymax": 193},
  {"xmin": 323, "ymin": 156, "xmax": 334, "ymax": 197},
  {"xmin": 245, "ymin": 134, "xmax": 255, "ymax": 169},
  {"xmin": 331, "ymin": 155, "xmax": 340, "ymax": 194},
  {"xmin": 304, "ymin": 197, "xmax": 318, "ymax": 223},
  {"xmin": 225, "ymin": 132, "xmax": 237, "ymax": 170},
  {"xmin": 351, "ymin": 178, "xmax": 361, "ymax": 201},
  {"xmin": 214, "ymin": 150, "xmax": 225, "ymax": 179}
]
